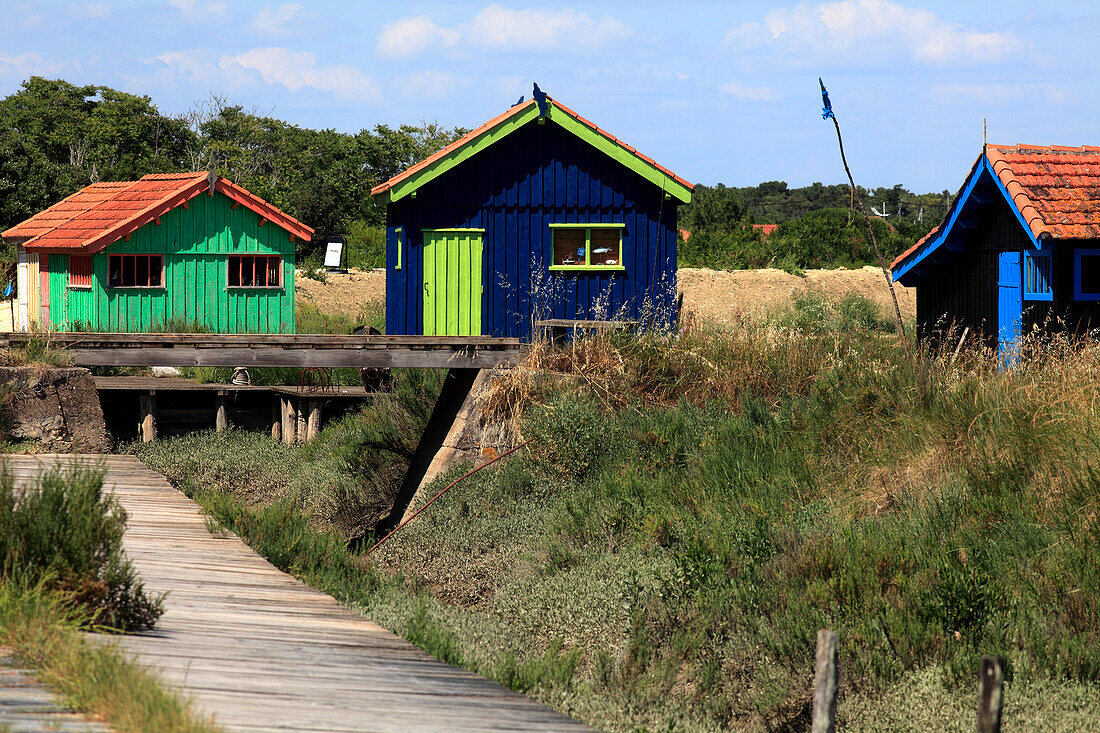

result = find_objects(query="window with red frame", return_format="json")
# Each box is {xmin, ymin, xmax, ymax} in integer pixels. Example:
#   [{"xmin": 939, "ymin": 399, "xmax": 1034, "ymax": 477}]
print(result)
[
  {"xmin": 69, "ymin": 255, "xmax": 92, "ymax": 289},
  {"xmin": 107, "ymin": 254, "xmax": 162, "ymax": 288},
  {"xmin": 228, "ymin": 255, "xmax": 282, "ymax": 288}
]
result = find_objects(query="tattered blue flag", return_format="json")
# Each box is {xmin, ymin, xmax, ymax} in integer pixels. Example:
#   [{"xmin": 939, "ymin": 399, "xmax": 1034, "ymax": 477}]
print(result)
[
  {"xmin": 819, "ymin": 77, "xmax": 834, "ymax": 120},
  {"xmin": 3, "ymin": 281, "xmax": 12, "ymax": 297}
]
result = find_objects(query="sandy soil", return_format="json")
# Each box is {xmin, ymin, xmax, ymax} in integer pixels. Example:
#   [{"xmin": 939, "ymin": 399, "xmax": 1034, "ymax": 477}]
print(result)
[
  {"xmin": 677, "ymin": 266, "xmax": 915, "ymax": 327},
  {"xmin": 0, "ymin": 266, "xmax": 913, "ymax": 332},
  {"xmin": 295, "ymin": 268, "xmax": 386, "ymax": 314}
]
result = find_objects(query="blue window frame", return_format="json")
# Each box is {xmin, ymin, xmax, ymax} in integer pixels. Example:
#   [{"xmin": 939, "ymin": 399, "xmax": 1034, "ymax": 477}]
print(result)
[
  {"xmin": 1023, "ymin": 250, "xmax": 1053, "ymax": 301},
  {"xmin": 1074, "ymin": 248, "xmax": 1100, "ymax": 301}
]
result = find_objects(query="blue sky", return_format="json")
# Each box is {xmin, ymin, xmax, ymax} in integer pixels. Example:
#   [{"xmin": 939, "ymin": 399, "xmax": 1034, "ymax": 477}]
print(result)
[{"xmin": 1, "ymin": 1, "xmax": 1097, "ymax": 192}]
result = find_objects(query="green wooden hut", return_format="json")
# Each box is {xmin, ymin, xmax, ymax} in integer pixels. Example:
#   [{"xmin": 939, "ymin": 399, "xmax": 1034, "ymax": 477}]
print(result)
[{"xmin": 2, "ymin": 172, "xmax": 312, "ymax": 333}]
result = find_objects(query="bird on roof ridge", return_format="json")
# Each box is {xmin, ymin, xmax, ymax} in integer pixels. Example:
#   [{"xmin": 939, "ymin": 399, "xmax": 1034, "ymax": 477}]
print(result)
[{"xmin": 532, "ymin": 83, "xmax": 550, "ymax": 117}]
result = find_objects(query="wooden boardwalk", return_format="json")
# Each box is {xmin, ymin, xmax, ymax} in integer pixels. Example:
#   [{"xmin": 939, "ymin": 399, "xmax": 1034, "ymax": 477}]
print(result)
[
  {"xmin": 5, "ymin": 455, "xmax": 593, "ymax": 733},
  {"xmin": 0, "ymin": 334, "xmax": 522, "ymax": 369}
]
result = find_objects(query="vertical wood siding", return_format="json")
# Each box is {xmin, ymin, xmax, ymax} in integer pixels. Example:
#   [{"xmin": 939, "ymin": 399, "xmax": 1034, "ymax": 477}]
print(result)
[
  {"xmin": 42, "ymin": 192, "xmax": 295, "ymax": 333},
  {"xmin": 385, "ymin": 119, "xmax": 680, "ymax": 339}
]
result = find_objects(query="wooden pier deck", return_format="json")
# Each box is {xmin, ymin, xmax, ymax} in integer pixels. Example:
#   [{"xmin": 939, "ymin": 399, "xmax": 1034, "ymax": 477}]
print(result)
[
  {"xmin": 4, "ymin": 455, "xmax": 592, "ymax": 733},
  {"xmin": 0, "ymin": 334, "xmax": 523, "ymax": 369}
]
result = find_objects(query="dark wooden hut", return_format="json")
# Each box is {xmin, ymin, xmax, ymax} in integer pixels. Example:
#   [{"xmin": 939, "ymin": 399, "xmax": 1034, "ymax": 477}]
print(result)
[
  {"xmin": 891, "ymin": 144, "xmax": 1100, "ymax": 354},
  {"xmin": 371, "ymin": 94, "xmax": 694, "ymax": 340}
]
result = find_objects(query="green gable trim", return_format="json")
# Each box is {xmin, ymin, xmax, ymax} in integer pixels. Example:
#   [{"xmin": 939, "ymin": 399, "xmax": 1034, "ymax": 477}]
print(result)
[{"xmin": 381, "ymin": 103, "xmax": 692, "ymax": 205}]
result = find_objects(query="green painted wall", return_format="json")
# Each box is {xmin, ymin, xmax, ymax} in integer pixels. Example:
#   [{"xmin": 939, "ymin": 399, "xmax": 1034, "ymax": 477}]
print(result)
[
  {"xmin": 422, "ymin": 230, "xmax": 482, "ymax": 336},
  {"xmin": 45, "ymin": 191, "xmax": 296, "ymax": 333}
]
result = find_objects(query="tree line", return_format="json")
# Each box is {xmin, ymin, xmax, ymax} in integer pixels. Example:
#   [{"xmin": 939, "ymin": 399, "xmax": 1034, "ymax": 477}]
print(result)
[
  {"xmin": 1, "ymin": 77, "xmax": 952, "ymax": 272},
  {"xmin": 0, "ymin": 77, "xmax": 466, "ymax": 263}
]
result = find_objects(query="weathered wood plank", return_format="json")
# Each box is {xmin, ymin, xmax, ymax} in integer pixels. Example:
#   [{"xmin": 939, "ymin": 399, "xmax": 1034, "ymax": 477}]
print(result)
[
  {"xmin": 2, "ymin": 454, "xmax": 592, "ymax": 733},
  {"xmin": 72, "ymin": 348, "xmax": 518, "ymax": 368}
]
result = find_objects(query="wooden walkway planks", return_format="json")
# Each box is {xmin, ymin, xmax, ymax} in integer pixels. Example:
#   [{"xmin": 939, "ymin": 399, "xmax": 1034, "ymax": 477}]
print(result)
[
  {"xmin": 0, "ymin": 334, "xmax": 523, "ymax": 369},
  {"xmin": 4, "ymin": 455, "xmax": 593, "ymax": 733}
]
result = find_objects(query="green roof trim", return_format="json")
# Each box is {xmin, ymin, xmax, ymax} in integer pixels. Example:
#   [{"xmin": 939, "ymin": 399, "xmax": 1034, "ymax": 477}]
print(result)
[{"xmin": 379, "ymin": 102, "xmax": 692, "ymax": 205}]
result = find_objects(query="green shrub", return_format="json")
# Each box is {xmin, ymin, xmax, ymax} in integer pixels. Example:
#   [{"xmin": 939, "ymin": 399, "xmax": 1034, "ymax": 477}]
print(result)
[{"xmin": 0, "ymin": 462, "xmax": 162, "ymax": 630}]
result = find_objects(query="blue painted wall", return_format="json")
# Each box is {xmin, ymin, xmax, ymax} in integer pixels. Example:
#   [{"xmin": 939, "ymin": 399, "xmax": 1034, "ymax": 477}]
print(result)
[{"xmin": 384, "ymin": 119, "xmax": 681, "ymax": 339}]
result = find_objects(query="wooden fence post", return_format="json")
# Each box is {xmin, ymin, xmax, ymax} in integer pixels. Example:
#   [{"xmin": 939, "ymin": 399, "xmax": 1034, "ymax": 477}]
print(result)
[
  {"xmin": 812, "ymin": 629, "xmax": 838, "ymax": 733},
  {"xmin": 306, "ymin": 400, "xmax": 322, "ymax": 442},
  {"xmin": 281, "ymin": 397, "xmax": 296, "ymax": 445},
  {"xmin": 270, "ymin": 397, "xmax": 281, "ymax": 441},
  {"xmin": 977, "ymin": 656, "xmax": 1004, "ymax": 733},
  {"xmin": 215, "ymin": 393, "xmax": 229, "ymax": 432},
  {"xmin": 139, "ymin": 392, "xmax": 157, "ymax": 442}
]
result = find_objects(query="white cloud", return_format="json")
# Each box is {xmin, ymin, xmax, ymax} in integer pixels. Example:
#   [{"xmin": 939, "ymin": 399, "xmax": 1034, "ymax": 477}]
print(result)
[
  {"xmin": 720, "ymin": 81, "xmax": 779, "ymax": 102},
  {"xmin": 376, "ymin": 5, "xmax": 631, "ymax": 59},
  {"xmin": 250, "ymin": 4, "xmax": 304, "ymax": 37},
  {"xmin": 726, "ymin": 0, "xmax": 1022, "ymax": 66},
  {"xmin": 68, "ymin": 3, "xmax": 113, "ymax": 19},
  {"xmin": 220, "ymin": 47, "xmax": 380, "ymax": 100},
  {"xmin": 0, "ymin": 52, "xmax": 58, "ymax": 79},
  {"xmin": 935, "ymin": 82, "xmax": 1069, "ymax": 107},
  {"xmin": 468, "ymin": 5, "xmax": 629, "ymax": 51},
  {"xmin": 398, "ymin": 70, "xmax": 463, "ymax": 98},
  {"xmin": 170, "ymin": 0, "xmax": 228, "ymax": 20},
  {"xmin": 376, "ymin": 16, "xmax": 458, "ymax": 59}
]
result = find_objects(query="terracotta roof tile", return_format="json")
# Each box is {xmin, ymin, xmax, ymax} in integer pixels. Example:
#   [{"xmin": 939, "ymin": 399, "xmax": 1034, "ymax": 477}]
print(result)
[
  {"xmin": 3, "ymin": 173, "xmax": 312, "ymax": 251},
  {"xmin": 985, "ymin": 144, "xmax": 1100, "ymax": 239}
]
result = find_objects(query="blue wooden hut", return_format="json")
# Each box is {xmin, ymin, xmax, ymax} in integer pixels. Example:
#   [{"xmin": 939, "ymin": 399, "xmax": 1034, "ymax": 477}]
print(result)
[
  {"xmin": 370, "ymin": 92, "xmax": 694, "ymax": 340},
  {"xmin": 891, "ymin": 144, "xmax": 1100, "ymax": 354}
]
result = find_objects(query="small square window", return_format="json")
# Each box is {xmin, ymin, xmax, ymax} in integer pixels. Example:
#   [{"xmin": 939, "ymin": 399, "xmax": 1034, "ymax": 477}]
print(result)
[
  {"xmin": 69, "ymin": 255, "xmax": 92, "ymax": 289},
  {"xmin": 549, "ymin": 225, "xmax": 625, "ymax": 270},
  {"xmin": 1023, "ymin": 250, "xmax": 1052, "ymax": 301},
  {"xmin": 107, "ymin": 254, "xmax": 163, "ymax": 288},
  {"xmin": 228, "ymin": 254, "xmax": 281, "ymax": 288},
  {"xmin": 1074, "ymin": 249, "xmax": 1100, "ymax": 301}
]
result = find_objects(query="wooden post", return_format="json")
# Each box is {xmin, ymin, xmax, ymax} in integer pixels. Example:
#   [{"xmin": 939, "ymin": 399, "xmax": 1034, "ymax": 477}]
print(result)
[
  {"xmin": 139, "ymin": 392, "xmax": 157, "ymax": 442},
  {"xmin": 296, "ymin": 400, "xmax": 307, "ymax": 444},
  {"xmin": 281, "ymin": 397, "xmax": 296, "ymax": 445},
  {"xmin": 306, "ymin": 400, "xmax": 322, "ymax": 442},
  {"xmin": 376, "ymin": 368, "xmax": 480, "ymax": 536},
  {"xmin": 977, "ymin": 656, "xmax": 1005, "ymax": 733},
  {"xmin": 812, "ymin": 629, "xmax": 839, "ymax": 733},
  {"xmin": 215, "ymin": 393, "xmax": 229, "ymax": 432},
  {"xmin": 270, "ymin": 397, "xmax": 281, "ymax": 441}
]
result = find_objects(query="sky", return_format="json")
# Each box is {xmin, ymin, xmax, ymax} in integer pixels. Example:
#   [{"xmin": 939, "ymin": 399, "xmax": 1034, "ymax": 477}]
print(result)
[{"xmin": 1, "ymin": 0, "xmax": 1097, "ymax": 193}]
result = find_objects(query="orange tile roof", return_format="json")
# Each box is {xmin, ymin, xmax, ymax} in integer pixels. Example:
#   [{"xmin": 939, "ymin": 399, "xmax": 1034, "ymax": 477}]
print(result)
[
  {"xmin": 371, "ymin": 98, "xmax": 694, "ymax": 198},
  {"xmin": 2, "ymin": 173, "xmax": 312, "ymax": 251},
  {"xmin": 985, "ymin": 144, "xmax": 1100, "ymax": 239}
]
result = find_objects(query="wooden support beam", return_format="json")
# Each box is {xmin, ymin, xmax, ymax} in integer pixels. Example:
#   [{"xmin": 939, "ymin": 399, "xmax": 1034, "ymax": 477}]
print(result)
[
  {"xmin": 62, "ymin": 348, "xmax": 517, "ymax": 369},
  {"xmin": 296, "ymin": 401, "xmax": 307, "ymax": 444},
  {"xmin": 977, "ymin": 656, "xmax": 1004, "ymax": 733},
  {"xmin": 139, "ymin": 393, "xmax": 157, "ymax": 442},
  {"xmin": 270, "ymin": 398, "xmax": 281, "ymax": 441},
  {"xmin": 306, "ymin": 400, "xmax": 322, "ymax": 442},
  {"xmin": 375, "ymin": 368, "xmax": 480, "ymax": 536},
  {"xmin": 281, "ymin": 397, "xmax": 296, "ymax": 445},
  {"xmin": 215, "ymin": 393, "xmax": 229, "ymax": 432},
  {"xmin": 812, "ymin": 630, "xmax": 839, "ymax": 733}
]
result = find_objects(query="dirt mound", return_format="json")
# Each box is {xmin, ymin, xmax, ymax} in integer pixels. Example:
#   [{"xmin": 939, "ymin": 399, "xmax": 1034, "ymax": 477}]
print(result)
[
  {"xmin": 295, "ymin": 268, "xmax": 385, "ymax": 313},
  {"xmin": 294, "ymin": 265, "xmax": 914, "ymax": 328},
  {"xmin": 677, "ymin": 266, "xmax": 915, "ymax": 327}
]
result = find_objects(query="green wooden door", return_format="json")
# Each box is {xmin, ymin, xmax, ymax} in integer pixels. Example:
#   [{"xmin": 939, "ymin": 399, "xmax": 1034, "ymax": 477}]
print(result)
[{"xmin": 422, "ymin": 229, "xmax": 483, "ymax": 336}]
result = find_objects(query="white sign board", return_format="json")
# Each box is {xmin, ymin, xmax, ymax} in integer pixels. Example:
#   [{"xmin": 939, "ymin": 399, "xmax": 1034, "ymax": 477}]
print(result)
[{"xmin": 323, "ymin": 239, "xmax": 344, "ymax": 268}]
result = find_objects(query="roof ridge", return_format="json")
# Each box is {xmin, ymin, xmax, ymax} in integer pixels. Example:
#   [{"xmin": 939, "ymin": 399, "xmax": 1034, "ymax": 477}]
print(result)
[{"xmin": 370, "ymin": 97, "xmax": 693, "ymax": 202}]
